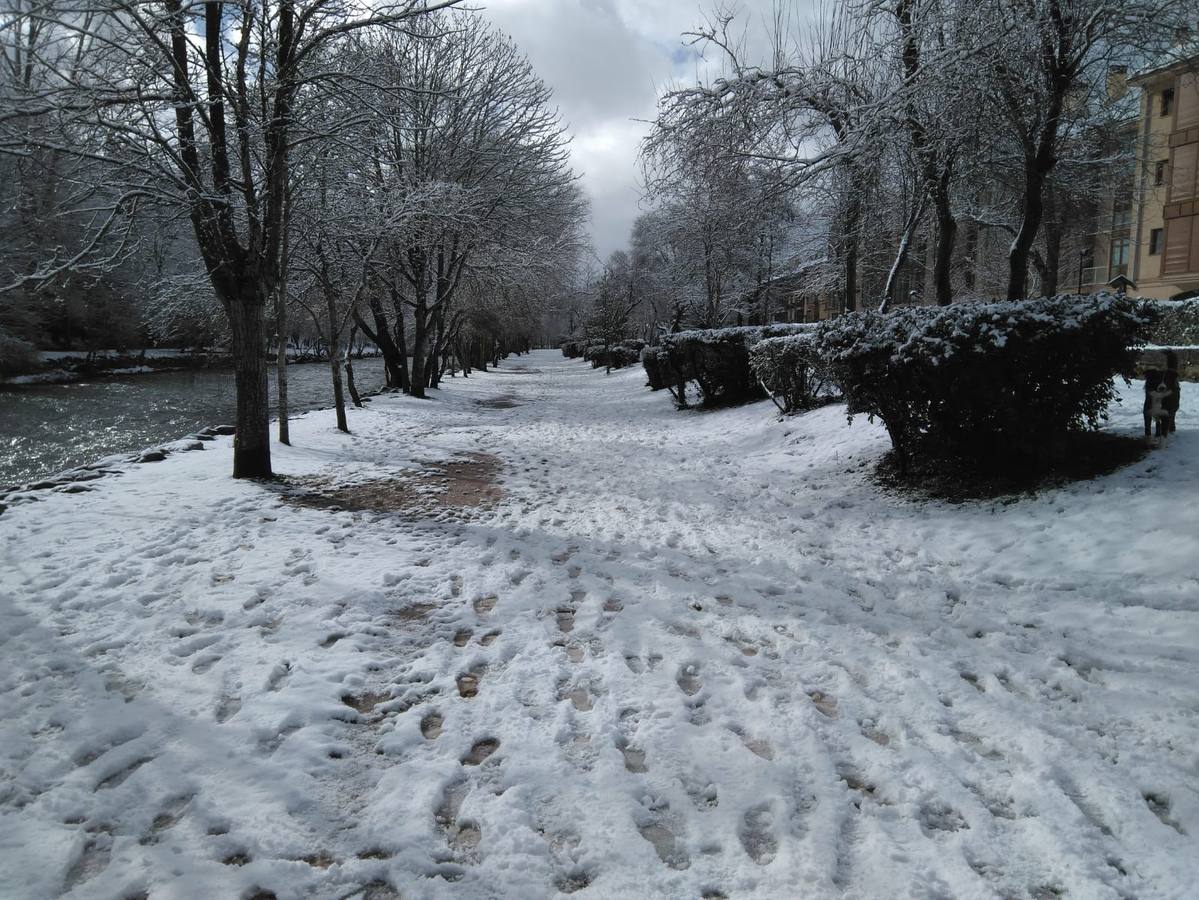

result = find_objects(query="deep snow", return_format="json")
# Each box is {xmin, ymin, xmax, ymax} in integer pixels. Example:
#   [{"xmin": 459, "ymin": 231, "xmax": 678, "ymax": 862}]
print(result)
[{"xmin": 1, "ymin": 350, "xmax": 1196, "ymax": 899}]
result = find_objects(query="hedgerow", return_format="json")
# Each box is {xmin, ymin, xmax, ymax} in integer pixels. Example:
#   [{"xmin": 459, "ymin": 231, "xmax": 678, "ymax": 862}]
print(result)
[
  {"xmin": 811, "ymin": 293, "xmax": 1151, "ymax": 472},
  {"xmin": 749, "ymin": 331, "xmax": 832, "ymax": 414},
  {"xmin": 644, "ymin": 323, "xmax": 814, "ymax": 408},
  {"xmin": 1144, "ymin": 298, "xmax": 1199, "ymax": 347}
]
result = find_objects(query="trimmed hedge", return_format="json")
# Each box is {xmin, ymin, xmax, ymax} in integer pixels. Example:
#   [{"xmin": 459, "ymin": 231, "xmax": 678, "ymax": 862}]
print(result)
[
  {"xmin": 810, "ymin": 293, "xmax": 1151, "ymax": 471},
  {"xmin": 561, "ymin": 340, "xmax": 584, "ymax": 359},
  {"xmin": 644, "ymin": 324, "xmax": 814, "ymax": 408},
  {"xmin": 1145, "ymin": 298, "xmax": 1199, "ymax": 347},
  {"xmin": 580, "ymin": 340, "xmax": 644, "ymax": 370},
  {"xmin": 749, "ymin": 331, "xmax": 831, "ymax": 414}
]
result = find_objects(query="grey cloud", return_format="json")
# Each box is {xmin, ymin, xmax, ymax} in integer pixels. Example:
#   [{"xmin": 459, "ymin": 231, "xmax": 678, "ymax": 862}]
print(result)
[{"xmin": 479, "ymin": 0, "xmax": 795, "ymax": 257}]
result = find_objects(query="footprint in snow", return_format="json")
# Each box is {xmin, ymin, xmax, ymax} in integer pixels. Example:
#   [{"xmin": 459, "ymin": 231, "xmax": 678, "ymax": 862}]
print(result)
[
  {"xmin": 192, "ymin": 653, "xmax": 221, "ymax": 674},
  {"xmin": 63, "ymin": 836, "xmax": 111, "ymax": 891},
  {"xmin": 96, "ymin": 755, "xmax": 154, "ymax": 790},
  {"xmin": 807, "ymin": 690, "xmax": 838, "ymax": 718},
  {"xmin": 616, "ymin": 737, "xmax": 648, "ymax": 773},
  {"xmin": 457, "ymin": 668, "xmax": 485, "ymax": 699},
  {"xmin": 559, "ymin": 683, "xmax": 592, "ymax": 711},
  {"xmin": 637, "ymin": 819, "xmax": 689, "ymax": 870},
  {"xmin": 421, "ymin": 712, "xmax": 443, "ymax": 740},
  {"xmin": 435, "ymin": 779, "xmax": 482, "ymax": 859},
  {"xmin": 479, "ymin": 631, "xmax": 500, "ymax": 646},
  {"xmin": 740, "ymin": 804, "xmax": 779, "ymax": 865},
  {"xmin": 1144, "ymin": 793, "xmax": 1185, "ymax": 834},
  {"xmin": 555, "ymin": 608, "xmax": 575, "ymax": 634},
  {"xmin": 473, "ymin": 594, "xmax": 497, "ymax": 615},
  {"xmin": 265, "ymin": 661, "xmax": 291, "ymax": 692},
  {"xmin": 140, "ymin": 794, "xmax": 193, "ymax": 844},
  {"xmin": 215, "ymin": 692, "xmax": 241, "ymax": 724},
  {"xmin": 677, "ymin": 664, "xmax": 701, "ymax": 696},
  {"xmin": 453, "ymin": 630, "xmax": 473, "ymax": 647},
  {"xmin": 461, "ymin": 738, "xmax": 500, "ymax": 766}
]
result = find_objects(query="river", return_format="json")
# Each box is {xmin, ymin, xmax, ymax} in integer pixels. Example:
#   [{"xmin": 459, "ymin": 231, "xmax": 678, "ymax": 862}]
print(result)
[{"xmin": 0, "ymin": 358, "xmax": 388, "ymax": 488}]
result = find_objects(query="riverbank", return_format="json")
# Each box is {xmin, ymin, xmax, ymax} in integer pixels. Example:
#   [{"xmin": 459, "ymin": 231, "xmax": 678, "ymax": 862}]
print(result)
[
  {"xmin": 0, "ymin": 357, "xmax": 390, "ymax": 489},
  {"xmin": 1, "ymin": 351, "xmax": 1196, "ymax": 899},
  {"xmin": 3, "ymin": 348, "xmax": 386, "ymax": 386}
]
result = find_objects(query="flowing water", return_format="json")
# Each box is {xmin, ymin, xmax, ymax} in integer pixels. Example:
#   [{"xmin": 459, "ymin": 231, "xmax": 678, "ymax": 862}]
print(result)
[{"xmin": 0, "ymin": 358, "xmax": 388, "ymax": 488}]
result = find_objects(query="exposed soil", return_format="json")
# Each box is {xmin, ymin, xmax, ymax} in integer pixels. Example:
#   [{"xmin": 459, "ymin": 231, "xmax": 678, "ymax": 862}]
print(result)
[{"xmin": 276, "ymin": 452, "xmax": 502, "ymax": 515}]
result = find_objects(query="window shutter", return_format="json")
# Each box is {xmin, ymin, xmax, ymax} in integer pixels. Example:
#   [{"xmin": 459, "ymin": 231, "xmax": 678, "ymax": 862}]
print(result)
[
  {"xmin": 1170, "ymin": 143, "xmax": 1198, "ymax": 202},
  {"xmin": 1163, "ymin": 216, "xmax": 1194, "ymax": 276},
  {"xmin": 1177, "ymin": 74, "xmax": 1199, "ymax": 128}
]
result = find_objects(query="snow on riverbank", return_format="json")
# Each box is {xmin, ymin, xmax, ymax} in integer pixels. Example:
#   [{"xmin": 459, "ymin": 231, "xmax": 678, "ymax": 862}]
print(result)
[{"xmin": 1, "ymin": 350, "xmax": 1196, "ymax": 899}]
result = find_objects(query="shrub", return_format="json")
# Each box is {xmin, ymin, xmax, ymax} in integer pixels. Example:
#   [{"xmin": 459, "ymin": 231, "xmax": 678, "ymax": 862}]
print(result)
[
  {"xmin": 560, "ymin": 340, "xmax": 584, "ymax": 359},
  {"xmin": 749, "ymin": 330, "xmax": 831, "ymax": 414},
  {"xmin": 582, "ymin": 343, "xmax": 606, "ymax": 366},
  {"xmin": 812, "ymin": 292, "xmax": 1151, "ymax": 472},
  {"xmin": 644, "ymin": 324, "xmax": 813, "ymax": 408},
  {"xmin": 1145, "ymin": 298, "xmax": 1199, "ymax": 347}
]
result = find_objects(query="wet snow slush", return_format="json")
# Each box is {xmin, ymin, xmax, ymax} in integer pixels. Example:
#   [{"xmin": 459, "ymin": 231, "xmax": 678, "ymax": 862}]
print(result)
[{"xmin": 1, "ymin": 349, "xmax": 1196, "ymax": 899}]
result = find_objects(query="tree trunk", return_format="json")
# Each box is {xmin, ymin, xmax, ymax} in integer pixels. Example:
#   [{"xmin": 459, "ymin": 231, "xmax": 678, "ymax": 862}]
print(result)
[
  {"xmin": 345, "ymin": 357, "xmax": 362, "ymax": 408},
  {"xmin": 274, "ymin": 289, "xmax": 290, "ymax": 445},
  {"xmin": 880, "ymin": 195, "xmax": 927, "ymax": 312},
  {"xmin": 409, "ymin": 298, "xmax": 428, "ymax": 399},
  {"xmin": 932, "ymin": 174, "xmax": 956, "ymax": 306},
  {"xmin": 1006, "ymin": 163, "xmax": 1047, "ymax": 300},
  {"xmin": 1038, "ymin": 185, "xmax": 1061, "ymax": 296},
  {"xmin": 227, "ymin": 292, "xmax": 272, "ymax": 478},
  {"xmin": 357, "ymin": 298, "xmax": 403, "ymax": 389},
  {"xmin": 326, "ymin": 293, "xmax": 348, "ymax": 432},
  {"xmin": 390, "ymin": 287, "xmax": 411, "ymax": 392}
]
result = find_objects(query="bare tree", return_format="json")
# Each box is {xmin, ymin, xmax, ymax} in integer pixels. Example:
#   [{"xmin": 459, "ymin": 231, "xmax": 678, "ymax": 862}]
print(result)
[{"xmin": 0, "ymin": 0, "xmax": 462, "ymax": 476}]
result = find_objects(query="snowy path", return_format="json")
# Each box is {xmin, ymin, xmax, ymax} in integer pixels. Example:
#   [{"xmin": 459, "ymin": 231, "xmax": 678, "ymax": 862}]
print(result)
[{"xmin": 2, "ymin": 350, "xmax": 1197, "ymax": 899}]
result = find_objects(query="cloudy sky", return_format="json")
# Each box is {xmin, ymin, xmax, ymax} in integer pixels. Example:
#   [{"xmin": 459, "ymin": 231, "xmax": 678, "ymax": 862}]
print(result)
[{"xmin": 478, "ymin": 0, "xmax": 786, "ymax": 259}]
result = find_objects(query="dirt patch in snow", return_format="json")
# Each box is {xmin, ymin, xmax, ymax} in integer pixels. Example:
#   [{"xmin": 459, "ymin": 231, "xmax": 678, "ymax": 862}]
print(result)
[{"xmin": 276, "ymin": 452, "xmax": 502, "ymax": 515}]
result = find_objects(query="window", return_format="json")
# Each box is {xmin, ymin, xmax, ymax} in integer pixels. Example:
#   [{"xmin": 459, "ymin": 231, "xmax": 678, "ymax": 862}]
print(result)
[
  {"xmin": 1150, "ymin": 228, "xmax": 1164, "ymax": 255},
  {"xmin": 1112, "ymin": 200, "xmax": 1132, "ymax": 230},
  {"xmin": 1155, "ymin": 160, "xmax": 1168, "ymax": 187},
  {"xmin": 1161, "ymin": 88, "xmax": 1174, "ymax": 116},
  {"xmin": 1109, "ymin": 236, "xmax": 1130, "ymax": 278}
]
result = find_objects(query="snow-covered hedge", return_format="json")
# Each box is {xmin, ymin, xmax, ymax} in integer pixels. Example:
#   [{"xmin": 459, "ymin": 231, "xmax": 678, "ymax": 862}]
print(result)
[
  {"xmin": 561, "ymin": 340, "xmax": 584, "ymax": 359},
  {"xmin": 644, "ymin": 323, "xmax": 814, "ymax": 407},
  {"xmin": 579, "ymin": 340, "xmax": 644, "ymax": 370},
  {"xmin": 1145, "ymin": 298, "xmax": 1199, "ymax": 347},
  {"xmin": 812, "ymin": 293, "xmax": 1151, "ymax": 471},
  {"xmin": 749, "ymin": 329, "xmax": 830, "ymax": 413}
]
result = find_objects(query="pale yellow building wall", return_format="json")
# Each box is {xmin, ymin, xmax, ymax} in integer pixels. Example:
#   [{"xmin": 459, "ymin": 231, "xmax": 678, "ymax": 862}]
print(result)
[{"xmin": 1132, "ymin": 66, "xmax": 1199, "ymax": 299}]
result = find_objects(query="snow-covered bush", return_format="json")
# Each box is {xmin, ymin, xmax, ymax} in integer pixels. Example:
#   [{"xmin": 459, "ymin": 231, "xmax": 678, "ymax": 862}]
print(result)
[
  {"xmin": 749, "ymin": 328, "xmax": 829, "ymax": 414},
  {"xmin": 561, "ymin": 340, "xmax": 584, "ymax": 359},
  {"xmin": 813, "ymin": 293, "xmax": 1151, "ymax": 471},
  {"xmin": 1145, "ymin": 298, "xmax": 1199, "ymax": 347},
  {"xmin": 646, "ymin": 324, "xmax": 814, "ymax": 408},
  {"xmin": 582, "ymin": 343, "xmax": 606, "ymax": 365},
  {"xmin": 581, "ymin": 340, "xmax": 646, "ymax": 370}
]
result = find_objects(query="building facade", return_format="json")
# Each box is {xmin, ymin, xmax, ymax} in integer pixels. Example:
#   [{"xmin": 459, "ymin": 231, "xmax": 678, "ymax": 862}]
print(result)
[{"xmin": 1127, "ymin": 56, "xmax": 1199, "ymax": 299}]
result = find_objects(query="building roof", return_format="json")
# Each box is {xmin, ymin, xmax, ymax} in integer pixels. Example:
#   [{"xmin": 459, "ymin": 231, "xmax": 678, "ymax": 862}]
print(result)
[{"xmin": 1128, "ymin": 44, "xmax": 1199, "ymax": 85}]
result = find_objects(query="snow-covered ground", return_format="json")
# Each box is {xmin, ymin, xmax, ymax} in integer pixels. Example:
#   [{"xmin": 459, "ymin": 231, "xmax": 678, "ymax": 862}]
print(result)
[{"xmin": 1, "ymin": 350, "xmax": 1196, "ymax": 899}]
